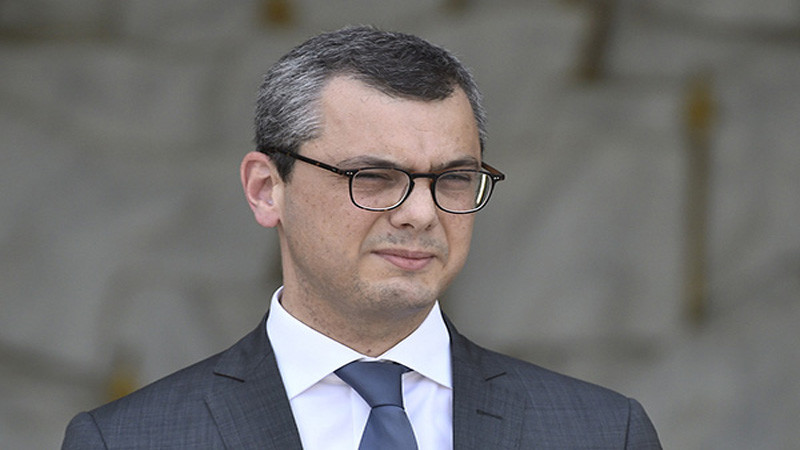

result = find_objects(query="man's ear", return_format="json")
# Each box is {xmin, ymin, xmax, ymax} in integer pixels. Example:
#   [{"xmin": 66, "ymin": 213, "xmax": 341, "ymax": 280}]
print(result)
[{"xmin": 241, "ymin": 151, "xmax": 282, "ymax": 228}]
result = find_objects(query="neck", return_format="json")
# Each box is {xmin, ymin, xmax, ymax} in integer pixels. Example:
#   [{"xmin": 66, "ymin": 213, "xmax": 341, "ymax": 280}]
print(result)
[{"xmin": 279, "ymin": 287, "xmax": 433, "ymax": 357}]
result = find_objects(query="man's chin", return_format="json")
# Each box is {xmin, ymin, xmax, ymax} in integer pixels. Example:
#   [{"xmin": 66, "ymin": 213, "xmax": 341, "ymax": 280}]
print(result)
[{"xmin": 370, "ymin": 280, "xmax": 440, "ymax": 311}]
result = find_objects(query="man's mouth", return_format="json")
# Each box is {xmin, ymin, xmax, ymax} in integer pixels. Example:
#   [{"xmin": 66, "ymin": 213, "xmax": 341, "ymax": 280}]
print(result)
[{"xmin": 373, "ymin": 249, "xmax": 436, "ymax": 271}]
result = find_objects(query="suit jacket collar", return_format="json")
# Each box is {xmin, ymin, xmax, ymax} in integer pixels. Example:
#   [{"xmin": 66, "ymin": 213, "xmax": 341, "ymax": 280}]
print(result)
[
  {"xmin": 205, "ymin": 314, "xmax": 304, "ymax": 449},
  {"xmin": 447, "ymin": 316, "xmax": 527, "ymax": 450}
]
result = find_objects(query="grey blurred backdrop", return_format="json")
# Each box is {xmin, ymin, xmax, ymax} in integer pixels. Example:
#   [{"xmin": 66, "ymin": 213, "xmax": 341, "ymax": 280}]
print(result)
[{"xmin": 2, "ymin": 0, "xmax": 799, "ymax": 448}]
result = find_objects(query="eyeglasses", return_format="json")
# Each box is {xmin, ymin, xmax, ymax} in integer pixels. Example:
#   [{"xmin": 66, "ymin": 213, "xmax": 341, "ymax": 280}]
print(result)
[{"xmin": 274, "ymin": 149, "xmax": 505, "ymax": 214}]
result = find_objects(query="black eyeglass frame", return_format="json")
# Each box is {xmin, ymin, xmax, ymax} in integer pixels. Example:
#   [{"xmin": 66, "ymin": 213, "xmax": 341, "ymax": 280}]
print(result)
[{"xmin": 272, "ymin": 149, "xmax": 505, "ymax": 214}]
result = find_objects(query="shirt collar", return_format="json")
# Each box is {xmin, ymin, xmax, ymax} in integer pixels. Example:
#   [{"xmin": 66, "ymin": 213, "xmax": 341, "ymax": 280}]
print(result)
[{"xmin": 266, "ymin": 286, "xmax": 452, "ymax": 399}]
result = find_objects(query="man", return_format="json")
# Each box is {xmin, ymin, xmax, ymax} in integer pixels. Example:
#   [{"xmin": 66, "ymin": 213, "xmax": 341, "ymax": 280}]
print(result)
[{"xmin": 63, "ymin": 26, "xmax": 661, "ymax": 449}]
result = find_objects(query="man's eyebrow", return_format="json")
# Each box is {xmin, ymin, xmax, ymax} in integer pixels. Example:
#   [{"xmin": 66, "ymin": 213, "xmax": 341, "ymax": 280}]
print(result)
[
  {"xmin": 338, "ymin": 155, "xmax": 480, "ymax": 171},
  {"xmin": 338, "ymin": 155, "xmax": 396, "ymax": 168},
  {"xmin": 431, "ymin": 157, "xmax": 480, "ymax": 172}
]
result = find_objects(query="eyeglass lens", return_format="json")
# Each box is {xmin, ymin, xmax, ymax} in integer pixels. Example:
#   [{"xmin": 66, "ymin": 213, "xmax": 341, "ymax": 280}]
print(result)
[{"xmin": 350, "ymin": 168, "xmax": 493, "ymax": 212}]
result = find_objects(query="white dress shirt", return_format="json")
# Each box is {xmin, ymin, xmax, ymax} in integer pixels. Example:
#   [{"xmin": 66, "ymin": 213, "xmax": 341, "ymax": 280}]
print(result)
[{"xmin": 266, "ymin": 287, "xmax": 453, "ymax": 450}]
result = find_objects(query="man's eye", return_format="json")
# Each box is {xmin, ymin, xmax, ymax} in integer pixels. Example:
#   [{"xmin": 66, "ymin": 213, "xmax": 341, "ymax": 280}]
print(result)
[
  {"xmin": 439, "ymin": 171, "xmax": 476, "ymax": 186},
  {"xmin": 357, "ymin": 171, "xmax": 394, "ymax": 180}
]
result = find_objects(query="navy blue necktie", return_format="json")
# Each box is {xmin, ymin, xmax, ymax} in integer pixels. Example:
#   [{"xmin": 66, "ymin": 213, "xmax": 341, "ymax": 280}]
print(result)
[{"xmin": 335, "ymin": 361, "xmax": 418, "ymax": 450}]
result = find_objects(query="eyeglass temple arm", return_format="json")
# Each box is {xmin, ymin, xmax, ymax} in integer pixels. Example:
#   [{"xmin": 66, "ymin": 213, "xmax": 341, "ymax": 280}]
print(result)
[
  {"xmin": 274, "ymin": 149, "xmax": 352, "ymax": 176},
  {"xmin": 481, "ymin": 162, "xmax": 506, "ymax": 181}
]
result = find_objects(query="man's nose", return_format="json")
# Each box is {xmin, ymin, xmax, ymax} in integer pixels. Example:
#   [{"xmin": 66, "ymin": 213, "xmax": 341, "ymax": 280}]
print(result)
[{"xmin": 387, "ymin": 178, "xmax": 439, "ymax": 230}]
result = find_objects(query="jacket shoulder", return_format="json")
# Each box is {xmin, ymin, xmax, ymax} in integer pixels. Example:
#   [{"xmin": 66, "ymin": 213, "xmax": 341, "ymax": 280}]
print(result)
[
  {"xmin": 453, "ymin": 325, "xmax": 626, "ymax": 402},
  {"xmin": 63, "ymin": 351, "xmax": 227, "ymax": 449},
  {"xmin": 63, "ymin": 320, "xmax": 270, "ymax": 449},
  {"xmin": 452, "ymin": 330, "xmax": 661, "ymax": 448}
]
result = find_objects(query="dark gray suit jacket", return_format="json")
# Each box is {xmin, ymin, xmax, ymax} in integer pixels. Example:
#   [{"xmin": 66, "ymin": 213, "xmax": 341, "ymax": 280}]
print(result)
[{"xmin": 63, "ymin": 314, "xmax": 661, "ymax": 449}]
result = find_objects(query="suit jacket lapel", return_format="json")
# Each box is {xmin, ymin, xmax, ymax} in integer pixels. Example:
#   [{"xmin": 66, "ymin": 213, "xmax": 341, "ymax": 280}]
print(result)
[
  {"xmin": 204, "ymin": 315, "xmax": 304, "ymax": 450},
  {"xmin": 199, "ymin": 312, "xmax": 528, "ymax": 449},
  {"xmin": 447, "ymin": 317, "xmax": 526, "ymax": 450}
]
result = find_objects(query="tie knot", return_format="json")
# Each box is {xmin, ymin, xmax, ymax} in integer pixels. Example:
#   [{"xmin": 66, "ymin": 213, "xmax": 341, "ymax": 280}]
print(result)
[{"xmin": 335, "ymin": 361, "xmax": 410, "ymax": 408}]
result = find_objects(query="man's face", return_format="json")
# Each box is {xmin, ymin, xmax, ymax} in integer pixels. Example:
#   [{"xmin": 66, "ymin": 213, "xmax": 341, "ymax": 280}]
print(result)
[{"xmin": 276, "ymin": 77, "xmax": 480, "ymax": 324}]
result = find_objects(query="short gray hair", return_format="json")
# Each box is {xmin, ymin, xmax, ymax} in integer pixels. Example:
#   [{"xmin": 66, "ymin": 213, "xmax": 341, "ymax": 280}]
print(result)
[{"xmin": 254, "ymin": 25, "xmax": 487, "ymax": 180}]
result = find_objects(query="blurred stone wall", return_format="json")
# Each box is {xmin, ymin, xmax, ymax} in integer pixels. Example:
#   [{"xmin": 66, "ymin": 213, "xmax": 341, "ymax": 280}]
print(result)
[{"xmin": 1, "ymin": 1, "xmax": 798, "ymax": 448}]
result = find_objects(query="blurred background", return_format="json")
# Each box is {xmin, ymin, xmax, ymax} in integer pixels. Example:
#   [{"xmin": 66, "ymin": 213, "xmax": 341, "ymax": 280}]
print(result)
[{"xmin": 2, "ymin": 0, "xmax": 799, "ymax": 448}]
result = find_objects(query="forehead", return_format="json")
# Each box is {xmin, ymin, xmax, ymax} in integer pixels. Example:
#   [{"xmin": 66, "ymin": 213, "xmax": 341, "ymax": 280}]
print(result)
[{"xmin": 308, "ymin": 76, "xmax": 481, "ymax": 169}]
